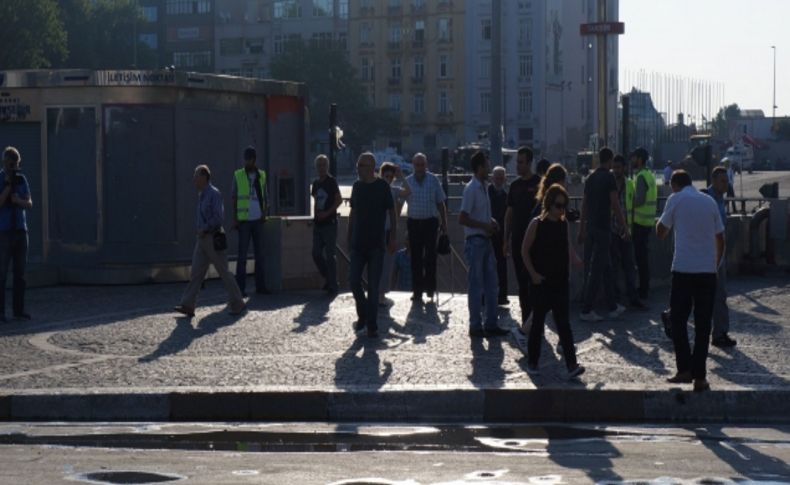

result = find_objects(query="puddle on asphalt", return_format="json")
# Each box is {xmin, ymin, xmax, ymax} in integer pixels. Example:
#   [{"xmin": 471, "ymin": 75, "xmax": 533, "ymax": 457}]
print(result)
[{"xmin": 70, "ymin": 470, "xmax": 185, "ymax": 484}]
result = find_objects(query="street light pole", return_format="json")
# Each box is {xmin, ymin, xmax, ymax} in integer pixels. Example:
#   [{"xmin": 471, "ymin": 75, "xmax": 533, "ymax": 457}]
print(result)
[{"xmin": 772, "ymin": 46, "xmax": 777, "ymax": 120}]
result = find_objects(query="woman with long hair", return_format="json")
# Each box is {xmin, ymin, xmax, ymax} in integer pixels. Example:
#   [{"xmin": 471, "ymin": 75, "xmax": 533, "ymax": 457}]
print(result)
[
  {"xmin": 521, "ymin": 183, "xmax": 585, "ymax": 379},
  {"xmin": 530, "ymin": 163, "xmax": 568, "ymax": 220}
]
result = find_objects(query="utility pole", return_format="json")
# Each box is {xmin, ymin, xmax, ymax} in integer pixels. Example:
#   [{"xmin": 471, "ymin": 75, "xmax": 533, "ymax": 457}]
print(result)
[
  {"xmin": 490, "ymin": 0, "xmax": 503, "ymax": 165},
  {"xmin": 772, "ymin": 46, "xmax": 777, "ymax": 120},
  {"xmin": 329, "ymin": 103, "xmax": 337, "ymax": 177},
  {"xmin": 597, "ymin": 0, "xmax": 607, "ymax": 148}
]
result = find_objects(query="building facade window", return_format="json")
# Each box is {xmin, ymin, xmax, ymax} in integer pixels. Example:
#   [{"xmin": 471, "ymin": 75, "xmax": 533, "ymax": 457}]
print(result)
[
  {"xmin": 519, "ymin": 54, "xmax": 533, "ymax": 78},
  {"xmin": 481, "ymin": 19, "xmax": 491, "ymax": 41},
  {"xmin": 413, "ymin": 56, "xmax": 424, "ymax": 79},
  {"xmin": 273, "ymin": 0, "xmax": 301, "ymax": 18},
  {"xmin": 414, "ymin": 20, "xmax": 425, "ymax": 43},
  {"xmin": 360, "ymin": 23, "xmax": 372, "ymax": 45},
  {"xmin": 274, "ymin": 35, "xmax": 284, "ymax": 54},
  {"xmin": 245, "ymin": 37, "xmax": 264, "ymax": 54},
  {"xmin": 389, "ymin": 23, "xmax": 402, "ymax": 44},
  {"xmin": 519, "ymin": 17, "xmax": 532, "ymax": 47},
  {"xmin": 220, "ymin": 37, "xmax": 243, "ymax": 56},
  {"xmin": 141, "ymin": 6, "xmax": 158, "ymax": 22},
  {"xmin": 361, "ymin": 58, "xmax": 371, "ymax": 81},
  {"xmin": 481, "ymin": 92, "xmax": 491, "ymax": 114},
  {"xmin": 166, "ymin": 0, "xmax": 211, "ymax": 15},
  {"xmin": 389, "ymin": 94, "xmax": 401, "ymax": 113},
  {"xmin": 480, "ymin": 56, "xmax": 490, "ymax": 79},
  {"xmin": 312, "ymin": 0, "xmax": 333, "ymax": 16},
  {"xmin": 438, "ymin": 18, "xmax": 451, "ymax": 41},
  {"xmin": 413, "ymin": 93, "xmax": 424, "ymax": 114},
  {"xmin": 439, "ymin": 91, "xmax": 449, "ymax": 114},
  {"xmin": 173, "ymin": 50, "xmax": 211, "ymax": 67},
  {"xmin": 339, "ymin": 0, "xmax": 349, "ymax": 18},
  {"xmin": 519, "ymin": 91, "xmax": 533, "ymax": 114},
  {"xmin": 439, "ymin": 54, "xmax": 449, "ymax": 78},
  {"xmin": 391, "ymin": 57, "xmax": 401, "ymax": 79},
  {"xmin": 139, "ymin": 33, "xmax": 158, "ymax": 49}
]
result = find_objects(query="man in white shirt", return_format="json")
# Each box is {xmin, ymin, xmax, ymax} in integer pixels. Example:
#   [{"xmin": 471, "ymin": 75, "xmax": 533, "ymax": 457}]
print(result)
[
  {"xmin": 657, "ymin": 169, "xmax": 725, "ymax": 392},
  {"xmin": 459, "ymin": 152, "xmax": 507, "ymax": 338}
]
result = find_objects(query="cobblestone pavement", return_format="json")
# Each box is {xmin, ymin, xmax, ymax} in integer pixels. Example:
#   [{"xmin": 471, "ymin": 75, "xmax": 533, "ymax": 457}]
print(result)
[{"xmin": 0, "ymin": 276, "xmax": 787, "ymax": 393}]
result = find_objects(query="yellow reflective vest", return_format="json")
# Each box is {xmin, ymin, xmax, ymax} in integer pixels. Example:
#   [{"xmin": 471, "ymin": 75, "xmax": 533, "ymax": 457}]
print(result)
[
  {"xmin": 632, "ymin": 168, "xmax": 657, "ymax": 227},
  {"xmin": 234, "ymin": 168, "xmax": 266, "ymax": 221}
]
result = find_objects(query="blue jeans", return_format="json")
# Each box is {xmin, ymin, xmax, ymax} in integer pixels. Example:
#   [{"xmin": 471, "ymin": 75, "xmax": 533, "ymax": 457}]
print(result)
[
  {"xmin": 0, "ymin": 230, "xmax": 28, "ymax": 316},
  {"xmin": 236, "ymin": 219, "xmax": 266, "ymax": 294},
  {"xmin": 464, "ymin": 236, "xmax": 499, "ymax": 331},
  {"xmin": 312, "ymin": 222, "xmax": 338, "ymax": 291},
  {"xmin": 349, "ymin": 246, "xmax": 384, "ymax": 331},
  {"xmin": 582, "ymin": 228, "xmax": 616, "ymax": 313}
]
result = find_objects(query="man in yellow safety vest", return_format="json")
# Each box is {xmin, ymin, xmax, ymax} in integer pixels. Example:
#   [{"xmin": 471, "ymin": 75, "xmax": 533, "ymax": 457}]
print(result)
[
  {"xmin": 231, "ymin": 146, "xmax": 269, "ymax": 296},
  {"xmin": 629, "ymin": 147, "xmax": 657, "ymax": 300}
]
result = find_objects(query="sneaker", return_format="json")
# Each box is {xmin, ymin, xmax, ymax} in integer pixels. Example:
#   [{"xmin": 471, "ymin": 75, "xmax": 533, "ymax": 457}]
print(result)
[
  {"xmin": 526, "ymin": 363, "xmax": 541, "ymax": 375},
  {"xmin": 353, "ymin": 320, "xmax": 366, "ymax": 332},
  {"xmin": 666, "ymin": 371, "xmax": 693, "ymax": 384},
  {"xmin": 629, "ymin": 300, "xmax": 649, "ymax": 311},
  {"xmin": 608, "ymin": 304, "xmax": 627, "ymax": 319},
  {"xmin": 693, "ymin": 379, "xmax": 711, "ymax": 392},
  {"xmin": 13, "ymin": 312, "xmax": 31, "ymax": 321},
  {"xmin": 426, "ymin": 292, "xmax": 435, "ymax": 301},
  {"xmin": 229, "ymin": 304, "xmax": 247, "ymax": 316},
  {"xmin": 712, "ymin": 334, "xmax": 737, "ymax": 348},
  {"xmin": 660, "ymin": 309, "xmax": 673, "ymax": 339},
  {"xmin": 567, "ymin": 365, "xmax": 586, "ymax": 379},
  {"xmin": 173, "ymin": 305, "xmax": 195, "ymax": 317},
  {"xmin": 580, "ymin": 311, "xmax": 603, "ymax": 322},
  {"xmin": 469, "ymin": 327, "xmax": 486, "ymax": 338},
  {"xmin": 485, "ymin": 326, "xmax": 510, "ymax": 337}
]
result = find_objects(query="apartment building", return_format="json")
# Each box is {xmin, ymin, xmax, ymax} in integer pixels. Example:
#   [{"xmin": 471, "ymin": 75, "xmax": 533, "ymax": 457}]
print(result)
[
  {"xmin": 214, "ymin": 0, "xmax": 349, "ymax": 79},
  {"xmin": 163, "ymin": 0, "xmax": 216, "ymax": 72},
  {"xmin": 348, "ymin": 0, "xmax": 466, "ymax": 155}
]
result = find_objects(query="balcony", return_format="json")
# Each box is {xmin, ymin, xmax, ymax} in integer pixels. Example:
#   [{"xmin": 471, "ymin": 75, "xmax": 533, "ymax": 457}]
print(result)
[
  {"xmin": 387, "ymin": 5, "xmax": 402, "ymax": 16},
  {"xmin": 388, "ymin": 77, "xmax": 402, "ymax": 86},
  {"xmin": 410, "ymin": 112, "xmax": 426, "ymax": 123},
  {"xmin": 388, "ymin": 41, "xmax": 401, "ymax": 50},
  {"xmin": 410, "ymin": 3, "xmax": 426, "ymax": 14},
  {"xmin": 411, "ymin": 76, "xmax": 424, "ymax": 85},
  {"xmin": 359, "ymin": 6, "xmax": 375, "ymax": 16},
  {"xmin": 411, "ymin": 39, "xmax": 424, "ymax": 49},
  {"xmin": 438, "ymin": 0, "xmax": 453, "ymax": 10}
]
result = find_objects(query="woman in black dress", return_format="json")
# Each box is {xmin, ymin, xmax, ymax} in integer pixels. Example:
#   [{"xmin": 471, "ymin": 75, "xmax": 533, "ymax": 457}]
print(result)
[{"xmin": 521, "ymin": 183, "xmax": 585, "ymax": 379}]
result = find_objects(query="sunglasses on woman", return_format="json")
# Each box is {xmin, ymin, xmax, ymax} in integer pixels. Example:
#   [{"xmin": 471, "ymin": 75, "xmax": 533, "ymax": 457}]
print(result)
[{"xmin": 553, "ymin": 202, "xmax": 567, "ymax": 210}]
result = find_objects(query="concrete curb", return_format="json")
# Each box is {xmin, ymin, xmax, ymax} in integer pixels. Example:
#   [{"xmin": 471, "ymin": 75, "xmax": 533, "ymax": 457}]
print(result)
[{"xmin": 1, "ymin": 389, "xmax": 788, "ymax": 423}]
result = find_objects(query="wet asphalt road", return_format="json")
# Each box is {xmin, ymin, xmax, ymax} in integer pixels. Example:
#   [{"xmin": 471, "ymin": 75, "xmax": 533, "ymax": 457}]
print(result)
[{"xmin": 0, "ymin": 423, "xmax": 788, "ymax": 484}]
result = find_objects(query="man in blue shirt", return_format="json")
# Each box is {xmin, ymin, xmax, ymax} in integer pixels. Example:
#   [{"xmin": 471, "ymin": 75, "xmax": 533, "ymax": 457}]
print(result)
[
  {"xmin": 0, "ymin": 147, "xmax": 33, "ymax": 323},
  {"xmin": 703, "ymin": 166, "xmax": 735, "ymax": 348},
  {"xmin": 174, "ymin": 165, "xmax": 246, "ymax": 317}
]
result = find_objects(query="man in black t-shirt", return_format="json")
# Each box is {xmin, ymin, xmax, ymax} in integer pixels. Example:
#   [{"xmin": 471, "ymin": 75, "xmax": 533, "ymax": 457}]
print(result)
[
  {"xmin": 347, "ymin": 152, "xmax": 396, "ymax": 338},
  {"xmin": 503, "ymin": 146, "xmax": 541, "ymax": 324},
  {"xmin": 578, "ymin": 147, "xmax": 629, "ymax": 321},
  {"xmin": 311, "ymin": 155, "xmax": 342, "ymax": 294}
]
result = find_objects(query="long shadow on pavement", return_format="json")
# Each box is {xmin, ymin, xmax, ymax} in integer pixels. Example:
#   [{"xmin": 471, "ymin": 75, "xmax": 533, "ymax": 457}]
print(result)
[
  {"xmin": 291, "ymin": 291, "xmax": 335, "ymax": 334},
  {"xmin": 693, "ymin": 425, "xmax": 790, "ymax": 481},
  {"xmin": 468, "ymin": 336, "xmax": 505, "ymax": 388},
  {"xmin": 137, "ymin": 310, "xmax": 243, "ymax": 362},
  {"xmin": 333, "ymin": 336, "xmax": 393, "ymax": 391}
]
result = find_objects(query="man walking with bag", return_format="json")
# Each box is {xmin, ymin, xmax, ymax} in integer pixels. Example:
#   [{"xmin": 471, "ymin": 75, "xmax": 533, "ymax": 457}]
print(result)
[{"xmin": 175, "ymin": 165, "xmax": 246, "ymax": 317}]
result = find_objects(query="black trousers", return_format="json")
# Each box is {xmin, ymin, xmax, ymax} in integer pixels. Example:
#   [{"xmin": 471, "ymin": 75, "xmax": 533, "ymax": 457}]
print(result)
[
  {"xmin": 491, "ymin": 229, "xmax": 507, "ymax": 300},
  {"xmin": 632, "ymin": 224, "xmax": 652, "ymax": 299},
  {"xmin": 670, "ymin": 272, "xmax": 717, "ymax": 380},
  {"xmin": 407, "ymin": 217, "xmax": 438, "ymax": 297},
  {"xmin": 0, "ymin": 230, "xmax": 28, "ymax": 316},
  {"xmin": 511, "ymin": 231, "xmax": 531, "ymax": 322},
  {"xmin": 528, "ymin": 281, "xmax": 578, "ymax": 370}
]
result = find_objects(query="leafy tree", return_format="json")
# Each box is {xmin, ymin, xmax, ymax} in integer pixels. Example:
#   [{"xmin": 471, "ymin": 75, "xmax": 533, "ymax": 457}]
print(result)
[
  {"xmin": 56, "ymin": 0, "xmax": 157, "ymax": 69},
  {"xmin": 712, "ymin": 103, "xmax": 741, "ymax": 138},
  {"xmin": 774, "ymin": 118, "xmax": 790, "ymax": 141},
  {"xmin": 270, "ymin": 42, "xmax": 398, "ymax": 150},
  {"xmin": 0, "ymin": 0, "xmax": 67, "ymax": 68}
]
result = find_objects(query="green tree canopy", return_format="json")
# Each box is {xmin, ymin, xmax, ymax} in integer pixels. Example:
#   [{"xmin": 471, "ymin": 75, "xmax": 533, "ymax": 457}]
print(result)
[
  {"xmin": 57, "ymin": 0, "xmax": 157, "ymax": 69},
  {"xmin": 713, "ymin": 103, "xmax": 741, "ymax": 138},
  {"xmin": 270, "ymin": 42, "xmax": 398, "ymax": 150},
  {"xmin": 0, "ymin": 0, "xmax": 67, "ymax": 68}
]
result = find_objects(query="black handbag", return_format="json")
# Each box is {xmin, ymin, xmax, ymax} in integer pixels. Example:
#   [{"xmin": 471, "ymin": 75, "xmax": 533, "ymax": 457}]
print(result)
[
  {"xmin": 436, "ymin": 233, "xmax": 451, "ymax": 255},
  {"xmin": 213, "ymin": 231, "xmax": 228, "ymax": 252}
]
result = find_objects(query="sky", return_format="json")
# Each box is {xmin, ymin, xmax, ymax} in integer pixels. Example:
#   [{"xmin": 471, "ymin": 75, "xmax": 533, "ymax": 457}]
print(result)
[{"xmin": 618, "ymin": 0, "xmax": 788, "ymax": 118}]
